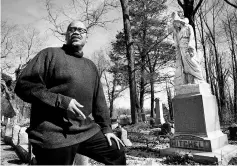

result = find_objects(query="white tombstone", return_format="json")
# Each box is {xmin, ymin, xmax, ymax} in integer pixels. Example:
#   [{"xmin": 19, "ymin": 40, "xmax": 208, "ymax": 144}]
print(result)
[
  {"xmin": 154, "ymin": 98, "xmax": 165, "ymax": 125},
  {"xmin": 18, "ymin": 127, "xmax": 28, "ymax": 145},
  {"xmin": 121, "ymin": 127, "xmax": 132, "ymax": 146},
  {"xmin": 12, "ymin": 125, "xmax": 21, "ymax": 146},
  {"xmin": 7, "ymin": 118, "xmax": 11, "ymax": 124}
]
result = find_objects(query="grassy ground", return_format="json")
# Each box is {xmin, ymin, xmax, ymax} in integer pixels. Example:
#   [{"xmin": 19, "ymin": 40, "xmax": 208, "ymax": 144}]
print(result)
[
  {"xmin": 1, "ymin": 138, "xmax": 27, "ymax": 166},
  {"xmin": 1, "ymin": 122, "xmax": 236, "ymax": 165}
]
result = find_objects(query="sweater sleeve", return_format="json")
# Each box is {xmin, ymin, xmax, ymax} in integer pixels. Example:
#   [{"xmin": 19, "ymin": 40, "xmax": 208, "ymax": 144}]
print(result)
[
  {"xmin": 14, "ymin": 49, "xmax": 72, "ymax": 111},
  {"xmin": 92, "ymin": 65, "xmax": 112, "ymax": 134}
]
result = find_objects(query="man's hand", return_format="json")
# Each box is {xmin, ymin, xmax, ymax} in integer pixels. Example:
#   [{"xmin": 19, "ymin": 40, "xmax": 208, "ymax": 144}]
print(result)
[
  {"xmin": 67, "ymin": 99, "xmax": 86, "ymax": 119},
  {"xmin": 104, "ymin": 133, "xmax": 125, "ymax": 149}
]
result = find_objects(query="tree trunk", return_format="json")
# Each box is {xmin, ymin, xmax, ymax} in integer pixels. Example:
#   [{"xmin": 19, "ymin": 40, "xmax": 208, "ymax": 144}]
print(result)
[
  {"xmin": 226, "ymin": 17, "xmax": 237, "ymax": 121},
  {"xmin": 150, "ymin": 76, "xmax": 155, "ymax": 118},
  {"xmin": 110, "ymin": 81, "xmax": 116, "ymax": 118},
  {"xmin": 199, "ymin": 12, "xmax": 209, "ymax": 83},
  {"xmin": 139, "ymin": 56, "xmax": 145, "ymax": 115},
  {"xmin": 110, "ymin": 99, "xmax": 114, "ymax": 118},
  {"xmin": 166, "ymin": 84, "xmax": 173, "ymax": 121},
  {"xmin": 120, "ymin": 0, "xmax": 139, "ymax": 124}
]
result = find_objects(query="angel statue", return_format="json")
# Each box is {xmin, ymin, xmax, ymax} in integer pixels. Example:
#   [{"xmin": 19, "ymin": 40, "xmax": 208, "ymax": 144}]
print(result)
[{"xmin": 168, "ymin": 11, "xmax": 204, "ymax": 86}]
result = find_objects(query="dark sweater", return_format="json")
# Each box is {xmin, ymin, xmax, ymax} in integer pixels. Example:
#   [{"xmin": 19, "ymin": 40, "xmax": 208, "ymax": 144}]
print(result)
[{"xmin": 15, "ymin": 45, "xmax": 112, "ymax": 149}]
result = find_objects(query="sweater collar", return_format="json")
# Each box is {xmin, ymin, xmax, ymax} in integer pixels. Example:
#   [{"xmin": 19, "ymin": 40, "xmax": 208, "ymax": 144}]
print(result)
[{"xmin": 62, "ymin": 44, "xmax": 84, "ymax": 58}]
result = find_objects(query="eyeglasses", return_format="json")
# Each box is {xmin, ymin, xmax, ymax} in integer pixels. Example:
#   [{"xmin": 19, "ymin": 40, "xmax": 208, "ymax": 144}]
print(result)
[{"xmin": 67, "ymin": 27, "xmax": 87, "ymax": 34}]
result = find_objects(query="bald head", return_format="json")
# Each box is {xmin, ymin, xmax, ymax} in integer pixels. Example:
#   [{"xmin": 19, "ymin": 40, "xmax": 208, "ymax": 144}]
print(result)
[
  {"xmin": 65, "ymin": 21, "xmax": 87, "ymax": 50},
  {"xmin": 66, "ymin": 21, "xmax": 87, "ymax": 32}
]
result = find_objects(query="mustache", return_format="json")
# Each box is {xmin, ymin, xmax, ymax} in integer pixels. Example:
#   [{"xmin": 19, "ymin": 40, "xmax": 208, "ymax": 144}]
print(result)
[{"xmin": 71, "ymin": 35, "xmax": 82, "ymax": 40}]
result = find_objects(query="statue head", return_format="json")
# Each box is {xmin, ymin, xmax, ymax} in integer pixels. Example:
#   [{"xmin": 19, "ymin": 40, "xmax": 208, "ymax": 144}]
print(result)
[{"xmin": 172, "ymin": 11, "xmax": 189, "ymax": 26}]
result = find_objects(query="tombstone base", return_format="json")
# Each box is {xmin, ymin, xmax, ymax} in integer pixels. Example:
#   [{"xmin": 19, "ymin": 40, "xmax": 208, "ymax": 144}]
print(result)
[
  {"xmin": 170, "ymin": 132, "xmax": 228, "ymax": 152},
  {"xmin": 160, "ymin": 144, "xmax": 237, "ymax": 165}
]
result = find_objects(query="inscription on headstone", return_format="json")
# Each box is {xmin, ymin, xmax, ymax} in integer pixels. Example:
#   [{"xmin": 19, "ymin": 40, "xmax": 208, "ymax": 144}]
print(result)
[{"xmin": 170, "ymin": 135, "xmax": 211, "ymax": 152}]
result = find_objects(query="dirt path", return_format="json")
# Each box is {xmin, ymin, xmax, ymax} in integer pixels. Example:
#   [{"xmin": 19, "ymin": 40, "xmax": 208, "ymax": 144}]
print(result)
[{"xmin": 1, "ymin": 138, "xmax": 27, "ymax": 166}]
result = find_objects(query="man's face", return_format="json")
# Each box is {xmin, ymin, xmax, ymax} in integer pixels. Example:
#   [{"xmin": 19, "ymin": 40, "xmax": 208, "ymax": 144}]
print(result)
[{"xmin": 66, "ymin": 21, "xmax": 87, "ymax": 48}]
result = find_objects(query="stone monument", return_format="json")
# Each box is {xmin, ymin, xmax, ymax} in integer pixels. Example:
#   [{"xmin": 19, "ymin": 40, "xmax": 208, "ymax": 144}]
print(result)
[
  {"xmin": 171, "ymin": 83, "xmax": 228, "ymax": 150},
  {"xmin": 154, "ymin": 98, "xmax": 165, "ymax": 125},
  {"xmin": 161, "ymin": 11, "xmax": 237, "ymax": 165}
]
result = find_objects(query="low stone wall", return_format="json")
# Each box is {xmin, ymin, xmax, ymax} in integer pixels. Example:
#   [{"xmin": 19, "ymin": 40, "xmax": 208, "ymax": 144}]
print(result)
[
  {"xmin": 1, "ymin": 124, "xmax": 30, "ymax": 163},
  {"xmin": 1, "ymin": 123, "xmax": 89, "ymax": 165}
]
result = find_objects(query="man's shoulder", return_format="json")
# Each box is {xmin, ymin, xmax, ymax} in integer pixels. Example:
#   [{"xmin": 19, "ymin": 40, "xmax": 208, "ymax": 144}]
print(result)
[
  {"xmin": 36, "ymin": 47, "xmax": 64, "ymax": 59},
  {"xmin": 82, "ymin": 57, "xmax": 98, "ymax": 71},
  {"xmin": 83, "ymin": 57, "xmax": 96, "ymax": 65},
  {"xmin": 40, "ymin": 47, "xmax": 63, "ymax": 54}
]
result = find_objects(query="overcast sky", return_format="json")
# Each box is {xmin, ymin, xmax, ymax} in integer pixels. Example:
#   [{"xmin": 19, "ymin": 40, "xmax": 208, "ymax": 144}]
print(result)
[
  {"xmin": 2, "ymin": 0, "xmax": 125, "ymax": 56},
  {"xmin": 2, "ymin": 0, "xmax": 179, "ymax": 109}
]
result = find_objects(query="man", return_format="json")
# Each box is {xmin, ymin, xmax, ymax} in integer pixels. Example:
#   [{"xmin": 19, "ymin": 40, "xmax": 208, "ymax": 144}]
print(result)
[{"xmin": 15, "ymin": 21, "xmax": 126, "ymax": 165}]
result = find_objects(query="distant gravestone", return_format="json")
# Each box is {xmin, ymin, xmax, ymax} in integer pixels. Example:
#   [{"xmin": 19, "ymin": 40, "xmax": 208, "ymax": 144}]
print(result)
[
  {"xmin": 1, "ymin": 126, "xmax": 6, "ymax": 138},
  {"xmin": 73, "ymin": 154, "xmax": 89, "ymax": 165},
  {"xmin": 111, "ymin": 118, "xmax": 119, "ymax": 130},
  {"xmin": 160, "ymin": 123, "xmax": 171, "ymax": 135},
  {"xmin": 119, "ymin": 115, "xmax": 130, "ymax": 125},
  {"xmin": 113, "ymin": 126, "xmax": 132, "ymax": 147},
  {"xmin": 1, "ymin": 115, "xmax": 4, "ymax": 123},
  {"xmin": 154, "ymin": 98, "xmax": 165, "ymax": 125},
  {"xmin": 149, "ymin": 118, "xmax": 155, "ymax": 126},
  {"xmin": 12, "ymin": 125, "xmax": 21, "ymax": 146},
  {"xmin": 121, "ymin": 127, "xmax": 132, "ymax": 146},
  {"xmin": 5, "ymin": 123, "xmax": 12, "ymax": 137},
  {"xmin": 4, "ymin": 123, "xmax": 13, "ymax": 144},
  {"xmin": 141, "ymin": 113, "xmax": 147, "ymax": 122},
  {"xmin": 228, "ymin": 124, "xmax": 237, "ymax": 140},
  {"xmin": 18, "ymin": 127, "xmax": 28, "ymax": 145}
]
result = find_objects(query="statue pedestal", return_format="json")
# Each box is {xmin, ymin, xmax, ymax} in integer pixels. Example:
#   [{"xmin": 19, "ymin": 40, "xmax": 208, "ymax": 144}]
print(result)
[
  {"xmin": 160, "ymin": 83, "xmax": 237, "ymax": 164},
  {"xmin": 174, "ymin": 83, "xmax": 212, "ymax": 96}
]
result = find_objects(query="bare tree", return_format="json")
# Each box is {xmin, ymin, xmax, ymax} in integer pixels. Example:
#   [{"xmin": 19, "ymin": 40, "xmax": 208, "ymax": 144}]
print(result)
[
  {"xmin": 1, "ymin": 21, "xmax": 18, "ymax": 59},
  {"xmin": 166, "ymin": 81, "xmax": 174, "ymax": 121},
  {"xmin": 1, "ymin": 23, "xmax": 46, "ymax": 77},
  {"xmin": 128, "ymin": 0, "xmax": 171, "ymax": 116},
  {"xmin": 145, "ymin": 42, "xmax": 175, "ymax": 118},
  {"xmin": 44, "ymin": 0, "xmax": 120, "ymax": 41},
  {"xmin": 120, "ymin": 0, "xmax": 140, "ymax": 124},
  {"xmin": 14, "ymin": 26, "xmax": 46, "ymax": 78},
  {"xmin": 104, "ymin": 71, "xmax": 127, "ymax": 118},
  {"xmin": 196, "ymin": 8, "xmax": 210, "ymax": 82},
  {"xmin": 1, "ymin": 21, "xmax": 19, "ymax": 73},
  {"xmin": 222, "ymin": 8, "xmax": 237, "ymax": 121},
  {"xmin": 91, "ymin": 49, "xmax": 110, "ymax": 79},
  {"xmin": 223, "ymin": 0, "xmax": 237, "ymax": 8},
  {"xmin": 17, "ymin": 26, "xmax": 45, "ymax": 63},
  {"xmin": 196, "ymin": 0, "xmax": 233, "ymax": 123}
]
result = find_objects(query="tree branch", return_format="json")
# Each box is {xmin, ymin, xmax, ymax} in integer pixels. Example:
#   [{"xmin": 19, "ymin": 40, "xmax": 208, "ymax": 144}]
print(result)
[
  {"xmin": 193, "ymin": 0, "xmax": 204, "ymax": 15},
  {"xmin": 177, "ymin": 0, "xmax": 184, "ymax": 9},
  {"xmin": 223, "ymin": 0, "xmax": 237, "ymax": 8}
]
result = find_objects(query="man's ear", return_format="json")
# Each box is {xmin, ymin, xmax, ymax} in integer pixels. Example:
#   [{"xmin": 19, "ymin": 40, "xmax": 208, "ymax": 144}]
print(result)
[
  {"xmin": 85, "ymin": 34, "xmax": 88, "ymax": 43},
  {"xmin": 65, "ymin": 33, "xmax": 68, "ymax": 43}
]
